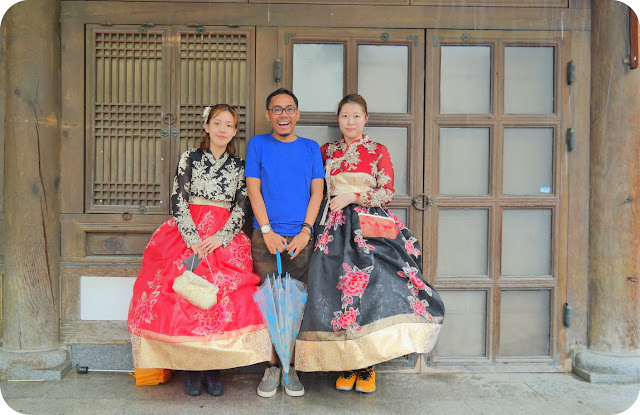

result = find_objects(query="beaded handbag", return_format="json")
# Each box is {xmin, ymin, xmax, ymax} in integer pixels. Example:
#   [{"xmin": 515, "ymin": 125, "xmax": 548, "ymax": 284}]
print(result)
[{"xmin": 172, "ymin": 257, "xmax": 219, "ymax": 310}]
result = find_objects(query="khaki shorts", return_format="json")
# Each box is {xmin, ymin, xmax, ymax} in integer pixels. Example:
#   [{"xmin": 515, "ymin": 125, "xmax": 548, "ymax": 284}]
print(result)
[{"xmin": 251, "ymin": 229, "xmax": 312, "ymax": 284}]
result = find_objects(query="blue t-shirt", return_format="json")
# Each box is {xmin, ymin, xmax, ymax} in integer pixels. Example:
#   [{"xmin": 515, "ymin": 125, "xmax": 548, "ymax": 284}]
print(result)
[{"xmin": 245, "ymin": 133, "xmax": 325, "ymax": 236}]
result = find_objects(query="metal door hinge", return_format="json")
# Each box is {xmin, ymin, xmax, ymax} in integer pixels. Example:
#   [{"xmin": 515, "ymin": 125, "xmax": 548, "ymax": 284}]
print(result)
[
  {"xmin": 161, "ymin": 128, "xmax": 180, "ymax": 138},
  {"xmin": 567, "ymin": 61, "xmax": 576, "ymax": 85},
  {"xmin": 563, "ymin": 302, "xmax": 573, "ymax": 327},
  {"xmin": 274, "ymin": 59, "xmax": 282, "ymax": 83},
  {"xmin": 566, "ymin": 128, "xmax": 576, "ymax": 152}
]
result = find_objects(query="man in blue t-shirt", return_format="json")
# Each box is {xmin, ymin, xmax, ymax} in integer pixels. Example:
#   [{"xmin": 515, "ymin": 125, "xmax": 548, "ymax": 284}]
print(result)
[{"xmin": 245, "ymin": 88, "xmax": 324, "ymax": 398}]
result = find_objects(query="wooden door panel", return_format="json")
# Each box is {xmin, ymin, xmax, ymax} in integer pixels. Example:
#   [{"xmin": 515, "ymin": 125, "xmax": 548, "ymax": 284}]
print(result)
[
  {"xmin": 278, "ymin": 27, "xmax": 425, "ymax": 237},
  {"xmin": 172, "ymin": 27, "xmax": 255, "ymax": 161},
  {"xmin": 86, "ymin": 26, "xmax": 172, "ymax": 214},
  {"xmin": 426, "ymin": 29, "xmax": 569, "ymax": 368}
]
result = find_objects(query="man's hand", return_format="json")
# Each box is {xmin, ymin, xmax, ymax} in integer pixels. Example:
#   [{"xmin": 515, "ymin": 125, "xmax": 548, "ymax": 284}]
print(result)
[
  {"xmin": 286, "ymin": 231, "xmax": 311, "ymax": 260},
  {"xmin": 263, "ymin": 231, "xmax": 288, "ymax": 255}
]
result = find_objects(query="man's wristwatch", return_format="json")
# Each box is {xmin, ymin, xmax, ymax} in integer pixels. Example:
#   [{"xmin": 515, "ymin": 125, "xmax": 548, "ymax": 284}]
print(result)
[{"xmin": 260, "ymin": 223, "xmax": 272, "ymax": 234}]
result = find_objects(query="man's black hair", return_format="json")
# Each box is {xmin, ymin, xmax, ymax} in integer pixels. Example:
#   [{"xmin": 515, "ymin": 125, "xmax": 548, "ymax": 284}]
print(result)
[{"xmin": 266, "ymin": 88, "xmax": 299, "ymax": 109}]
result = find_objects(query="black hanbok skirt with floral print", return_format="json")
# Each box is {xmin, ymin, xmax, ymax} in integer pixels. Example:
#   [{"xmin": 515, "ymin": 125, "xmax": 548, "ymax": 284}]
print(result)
[{"xmin": 295, "ymin": 203, "xmax": 445, "ymax": 372}]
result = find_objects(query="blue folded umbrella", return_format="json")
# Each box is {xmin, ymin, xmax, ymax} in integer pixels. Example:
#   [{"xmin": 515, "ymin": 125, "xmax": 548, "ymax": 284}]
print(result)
[{"xmin": 253, "ymin": 250, "xmax": 307, "ymax": 385}]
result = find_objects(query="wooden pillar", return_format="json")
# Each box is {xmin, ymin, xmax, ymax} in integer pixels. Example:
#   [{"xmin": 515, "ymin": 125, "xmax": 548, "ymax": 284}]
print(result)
[
  {"xmin": 2, "ymin": 0, "xmax": 61, "ymax": 352},
  {"xmin": 589, "ymin": 0, "xmax": 640, "ymax": 354},
  {"xmin": 574, "ymin": 0, "xmax": 640, "ymax": 383}
]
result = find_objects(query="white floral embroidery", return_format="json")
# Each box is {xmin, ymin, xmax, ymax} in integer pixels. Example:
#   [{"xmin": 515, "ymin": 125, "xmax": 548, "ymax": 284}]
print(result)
[{"xmin": 171, "ymin": 149, "xmax": 249, "ymax": 247}]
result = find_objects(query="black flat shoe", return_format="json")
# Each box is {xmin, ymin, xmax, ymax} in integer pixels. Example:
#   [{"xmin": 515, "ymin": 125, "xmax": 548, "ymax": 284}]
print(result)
[
  {"xmin": 204, "ymin": 370, "xmax": 224, "ymax": 396},
  {"xmin": 184, "ymin": 371, "xmax": 202, "ymax": 396}
]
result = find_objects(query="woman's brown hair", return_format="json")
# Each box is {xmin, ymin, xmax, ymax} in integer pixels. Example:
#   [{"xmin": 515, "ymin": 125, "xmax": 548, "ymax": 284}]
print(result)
[
  {"xmin": 199, "ymin": 104, "xmax": 239, "ymax": 156},
  {"xmin": 337, "ymin": 94, "xmax": 368, "ymax": 117}
]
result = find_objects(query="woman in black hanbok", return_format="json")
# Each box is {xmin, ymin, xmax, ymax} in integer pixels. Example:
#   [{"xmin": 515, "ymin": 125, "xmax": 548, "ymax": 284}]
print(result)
[{"xmin": 295, "ymin": 94, "xmax": 444, "ymax": 393}]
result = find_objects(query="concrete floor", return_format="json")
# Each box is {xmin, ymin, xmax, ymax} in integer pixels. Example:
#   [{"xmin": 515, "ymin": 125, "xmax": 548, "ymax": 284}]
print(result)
[{"xmin": 1, "ymin": 369, "xmax": 639, "ymax": 415}]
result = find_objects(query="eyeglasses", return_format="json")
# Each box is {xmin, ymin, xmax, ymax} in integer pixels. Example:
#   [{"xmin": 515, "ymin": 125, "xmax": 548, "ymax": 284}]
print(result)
[{"xmin": 267, "ymin": 105, "xmax": 297, "ymax": 115}]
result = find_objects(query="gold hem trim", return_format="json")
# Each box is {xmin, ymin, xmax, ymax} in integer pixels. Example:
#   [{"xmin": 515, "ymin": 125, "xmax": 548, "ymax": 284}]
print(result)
[
  {"xmin": 131, "ymin": 329, "xmax": 272, "ymax": 371},
  {"xmin": 294, "ymin": 322, "xmax": 441, "ymax": 372}
]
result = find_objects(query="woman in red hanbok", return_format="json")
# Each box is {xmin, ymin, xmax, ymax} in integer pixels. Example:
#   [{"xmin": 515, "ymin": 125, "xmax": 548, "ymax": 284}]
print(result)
[
  {"xmin": 296, "ymin": 95, "xmax": 444, "ymax": 393},
  {"xmin": 127, "ymin": 104, "xmax": 271, "ymax": 396}
]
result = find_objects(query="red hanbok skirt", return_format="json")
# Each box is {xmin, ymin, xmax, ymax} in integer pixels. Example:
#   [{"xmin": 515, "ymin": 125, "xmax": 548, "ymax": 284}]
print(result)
[{"xmin": 127, "ymin": 204, "xmax": 271, "ymax": 371}]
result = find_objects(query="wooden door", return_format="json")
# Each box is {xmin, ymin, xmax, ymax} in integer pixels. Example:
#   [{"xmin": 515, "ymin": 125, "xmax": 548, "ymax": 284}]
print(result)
[
  {"xmin": 277, "ymin": 27, "xmax": 426, "ymax": 372},
  {"xmin": 426, "ymin": 29, "xmax": 570, "ymax": 370},
  {"xmin": 60, "ymin": 24, "xmax": 254, "ymax": 343}
]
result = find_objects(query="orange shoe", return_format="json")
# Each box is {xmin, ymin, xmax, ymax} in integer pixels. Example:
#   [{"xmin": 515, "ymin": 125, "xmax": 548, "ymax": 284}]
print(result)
[
  {"xmin": 355, "ymin": 366, "xmax": 376, "ymax": 393},
  {"xmin": 336, "ymin": 370, "xmax": 357, "ymax": 391}
]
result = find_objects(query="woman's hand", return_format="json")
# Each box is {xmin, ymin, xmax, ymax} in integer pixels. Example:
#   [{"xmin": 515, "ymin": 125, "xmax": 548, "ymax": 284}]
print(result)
[
  {"xmin": 286, "ymin": 230, "xmax": 311, "ymax": 260},
  {"xmin": 329, "ymin": 193, "xmax": 359, "ymax": 212},
  {"xmin": 191, "ymin": 236, "xmax": 223, "ymax": 259}
]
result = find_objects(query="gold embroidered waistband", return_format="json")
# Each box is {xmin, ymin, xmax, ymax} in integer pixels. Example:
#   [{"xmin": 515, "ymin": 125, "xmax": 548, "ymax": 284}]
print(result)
[
  {"xmin": 191, "ymin": 197, "xmax": 231, "ymax": 210},
  {"xmin": 328, "ymin": 172, "xmax": 376, "ymax": 196}
]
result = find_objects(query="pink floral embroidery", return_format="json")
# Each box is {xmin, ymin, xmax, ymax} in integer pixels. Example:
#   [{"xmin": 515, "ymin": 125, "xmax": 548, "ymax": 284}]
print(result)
[
  {"xmin": 404, "ymin": 236, "xmax": 421, "ymax": 257},
  {"xmin": 128, "ymin": 270, "xmax": 162, "ymax": 332},
  {"xmin": 353, "ymin": 205, "xmax": 368, "ymax": 214},
  {"xmin": 315, "ymin": 229, "xmax": 334, "ymax": 254},
  {"xmin": 354, "ymin": 229, "xmax": 375, "ymax": 254},
  {"xmin": 408, "ymin": 296, "xmax": 430, "ymax": 318},
  {"xmin": 197, "ymin": 211, "xmax": 217, "ymax": 234},
  {"xmin": 173, "ymin": 258, "xmax": 186, "ymax": 271},
  {"xmin": 129, "ymin": 292, "xmax": 157, "ymax": 330},
  {"xmin": 227, "ymin": 238, "xmax": 252, "ymax": 270},
  {"xmin": 146, "ymin": 225, "xmax": 164, "ymax": 248},
  {"xmin": 337, "ymin": 263, "xmax": 372, "ymax": 308},
  {"xmin": 328, "ymin": 209, "xmax": 347, "ymax": 230},
  {"xmin": 210, "ymin": 270, "xmax": 240, "ymax": 297},
  {"xmin": 331, "ymin": 307, "xmax": 361, "ymax": 332},
  {"xmin": 192, "ymin": 297, "xmax": 233, "ymax": 336},
  {"xmin": 397, "ymin": 263, "xmax": 427, "ymax": 296},
  {"xmin": 385, "ymin": 209, "xmax": 406, "ymax": 230}
]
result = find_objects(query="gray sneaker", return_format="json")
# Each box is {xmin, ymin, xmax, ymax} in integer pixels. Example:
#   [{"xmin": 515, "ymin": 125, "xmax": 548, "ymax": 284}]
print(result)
[
  {"xmin": 257, "ymin": 366, "xmax": 281, "ymax": 398},
  {"xmin": 282, "ymin": 366, "xmax": 305, "ymax": 397}
]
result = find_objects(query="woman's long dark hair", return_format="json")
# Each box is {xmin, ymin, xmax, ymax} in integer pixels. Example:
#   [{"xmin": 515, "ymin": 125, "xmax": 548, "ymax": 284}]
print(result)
[{"xmin": 199, "ymin": 104, "xmax": 239, "ymax": 156}]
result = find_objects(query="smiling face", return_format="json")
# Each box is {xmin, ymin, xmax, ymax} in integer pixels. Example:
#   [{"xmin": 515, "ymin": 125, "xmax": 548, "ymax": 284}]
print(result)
[
  {"xmin": 338, "ymin": 102, "xmax": 368, "ymax": 143},
  {"xmin": 204, "ymin": 109, "xmax": 238, "ymax": 153},
  {"xmin": 265, "ymin": 93, "xmax": 300, "ymax": 141}
]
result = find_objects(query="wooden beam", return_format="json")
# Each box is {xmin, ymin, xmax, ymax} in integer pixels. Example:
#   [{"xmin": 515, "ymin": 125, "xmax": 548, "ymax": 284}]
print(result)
[{"xmin": 61, "ymin": 2, "xmax": 591, "ymax": 31}]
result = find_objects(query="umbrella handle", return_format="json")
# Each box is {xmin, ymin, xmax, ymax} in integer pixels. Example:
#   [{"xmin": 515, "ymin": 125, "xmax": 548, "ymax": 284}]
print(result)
[{"xmin": 276, "ymin": 250, "xmax": 282, "ymax": 275}]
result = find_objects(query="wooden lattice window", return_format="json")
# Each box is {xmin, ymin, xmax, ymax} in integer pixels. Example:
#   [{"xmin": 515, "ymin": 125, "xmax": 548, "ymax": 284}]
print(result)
[
  {"xmin": 176, "ymin": 31, "xmax": 250, "ymax": 154},
  {"xmin": 87, "ymin": 27, "xmax": 170, "ymax": 213},
  {"xmin": 86, "ymin": 26, "xmax": 253, "ymax": 213}
]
